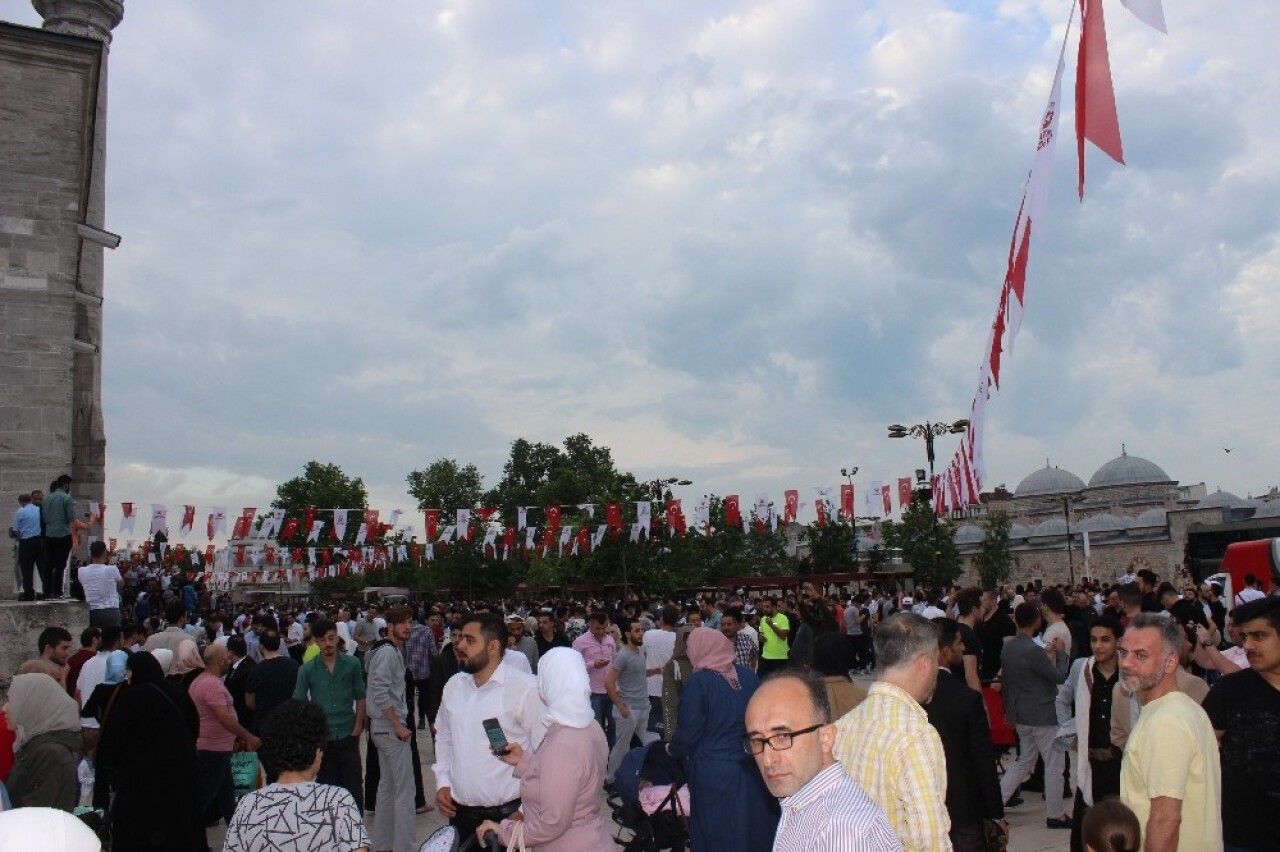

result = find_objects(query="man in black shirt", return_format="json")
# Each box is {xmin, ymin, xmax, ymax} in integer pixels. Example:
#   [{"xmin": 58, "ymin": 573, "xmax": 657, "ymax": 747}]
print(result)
[
  {"xmin": 1057, "ymin": 618, "xmax": 1122, "ymax": 850},
  {"xmin": 246, "ymin": 630, "xmax": 299, "ymax": 733},
  {"xmin": 1202, "ymin": 596, "xmax": 1280, "ymax": 852},
  {"xmin": 976, "ymin": 590, "xmax": 1015, "ymax": 683}
]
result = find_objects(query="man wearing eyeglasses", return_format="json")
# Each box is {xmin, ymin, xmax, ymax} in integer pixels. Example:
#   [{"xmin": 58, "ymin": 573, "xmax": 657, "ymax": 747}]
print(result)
[{"xmin": 744, "ymin": 671, "xmax": 900, "ymax": 850}]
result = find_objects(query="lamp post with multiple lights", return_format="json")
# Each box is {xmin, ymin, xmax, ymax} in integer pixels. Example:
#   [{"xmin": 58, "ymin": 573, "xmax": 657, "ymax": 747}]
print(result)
[{"xmin": 886, "ymin": 419, "xmax": 969, "ymax": 586}]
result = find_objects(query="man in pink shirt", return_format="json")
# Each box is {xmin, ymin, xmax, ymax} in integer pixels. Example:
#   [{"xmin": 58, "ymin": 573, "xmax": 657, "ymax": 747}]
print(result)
[
  {"xmin": 190, "ymin": 644, "xmax": 260, "ymax": 840},
  {"xmin": 572, "ymin": 612, "xmax": 617, "ymax": 749}
]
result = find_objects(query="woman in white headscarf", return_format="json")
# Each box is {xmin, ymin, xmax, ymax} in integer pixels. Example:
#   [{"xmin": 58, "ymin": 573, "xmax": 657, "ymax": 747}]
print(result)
[
  {"xmin": 476, "ymin": 647, "xmax": 613, "ymax": 851},
  {"xmin": 0, "ymin": 807, "xmax": 102, "ymax": 852},
  {"xmin": 3, "ymin": 673, "xmax": 83, "ymax": 810}
]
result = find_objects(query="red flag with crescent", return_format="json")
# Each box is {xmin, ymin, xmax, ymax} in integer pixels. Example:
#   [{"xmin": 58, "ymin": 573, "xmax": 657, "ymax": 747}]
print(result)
[{"xmin": 724, "ymin": 495, "xmax": 741, "ymax": 528}]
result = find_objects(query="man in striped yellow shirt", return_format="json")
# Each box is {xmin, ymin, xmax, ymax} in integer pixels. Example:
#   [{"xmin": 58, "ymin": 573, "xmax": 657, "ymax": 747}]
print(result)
[{"xmin": 833, "ymin": 613, "xmax": 952, "ymax": 852}]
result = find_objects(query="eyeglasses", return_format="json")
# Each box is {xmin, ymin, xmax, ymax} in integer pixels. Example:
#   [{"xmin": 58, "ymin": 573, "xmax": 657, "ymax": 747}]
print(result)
[{"xmin": 741, "ymin": 724, "xmax": 823, "ymax": 755}]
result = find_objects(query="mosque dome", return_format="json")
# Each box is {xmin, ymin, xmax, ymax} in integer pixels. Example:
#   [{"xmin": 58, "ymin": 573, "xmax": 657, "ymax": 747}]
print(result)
[
  {"xmin": 1088, "ymin": 450, "xmax": 1171, "ymax": 488},
  {"xmin": 1077, "ymin": 513, "xmax": 1132, "ymax": 534},
  {"xmin": 1031, "ymin": 517, "xmax": 1068, "ymax": 537},
  {"xmin": 1198, "ymin": 489, "xmax": 1245, "ymax": 509},
  {"xmin": 1014, "ymin": 463, "xmax": 1087, "ymax": 498},
  {"xmin": 1010, "ymin": 523, "xmax": 1032, "ymax": 539},
  {"xmin": 953, "ymin": 525, "xmax": 985, "ymax": 545},
  {"xmin": 1131, "ymin": 508, "xmax": 1168, "ymax": 528}
]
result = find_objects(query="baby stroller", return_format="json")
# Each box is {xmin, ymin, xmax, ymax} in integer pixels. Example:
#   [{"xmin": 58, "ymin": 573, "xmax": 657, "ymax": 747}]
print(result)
[{"xmin": 609, "ymin": 741, "xmax": 690, "ymax": 852}]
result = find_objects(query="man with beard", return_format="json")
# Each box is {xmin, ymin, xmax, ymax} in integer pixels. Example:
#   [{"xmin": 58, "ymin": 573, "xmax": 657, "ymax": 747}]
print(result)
[
  {"xmin": 1118, "ymin": 613, "xmax": 1221, "ymax": 851},
  {"xmin": 604, "ymin": 617, "xmax": 649, "ymax": 784},
  {"xmin": 433, "ymin": 612, "xmax": 546, "ymax": 841}
]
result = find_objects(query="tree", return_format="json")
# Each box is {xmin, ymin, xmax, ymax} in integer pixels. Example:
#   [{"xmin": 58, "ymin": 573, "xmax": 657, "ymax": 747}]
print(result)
[
  {"xmin": 407, "ymin": 459, "xmax": 484, "ymax": 513},
  {"xmin": 974, "ymin": 510, "xmax": 1017, "ymax": 590},
  {"xmin": 803, "ymin": 520, "xmax": 858, "ymax": 575},
  {"xmin": 881, "ymin": 499, "xmax": 961, "ymax": 590},
  {"xmin": 272, "ymin": 461, "xmax": 368, "ymax": 515}
]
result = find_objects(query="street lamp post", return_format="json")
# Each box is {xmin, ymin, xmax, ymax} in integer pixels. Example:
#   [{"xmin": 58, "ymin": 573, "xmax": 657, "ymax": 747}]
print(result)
[
  {"xmin": 634, "ymin": 476, "xmax": 692, "ymax": 600},
  {"xmin": 887, "ymin": 419, "xmax": 969, "ymax": 586}
]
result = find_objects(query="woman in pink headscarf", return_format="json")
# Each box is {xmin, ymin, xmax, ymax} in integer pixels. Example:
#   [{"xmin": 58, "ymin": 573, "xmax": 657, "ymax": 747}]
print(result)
[{"xmin": 667, "ymin": 628, "xmax": 778, "ymax": 851}]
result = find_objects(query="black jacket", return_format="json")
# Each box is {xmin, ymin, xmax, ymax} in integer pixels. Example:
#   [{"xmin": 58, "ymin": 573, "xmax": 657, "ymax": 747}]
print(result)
[{"xmin": 925, "ymin": 669, "xmax": 1004, "ymax": 829}]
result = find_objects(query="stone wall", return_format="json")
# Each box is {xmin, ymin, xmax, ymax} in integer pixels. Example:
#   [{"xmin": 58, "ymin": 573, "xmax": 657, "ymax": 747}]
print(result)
[
  {"xmin": 0, "ymin": 21, "xmax": 111, "ymax": 595},
  {"xmin": 0, "ymin": 599, "xmax": 88, "ymax": 700}
]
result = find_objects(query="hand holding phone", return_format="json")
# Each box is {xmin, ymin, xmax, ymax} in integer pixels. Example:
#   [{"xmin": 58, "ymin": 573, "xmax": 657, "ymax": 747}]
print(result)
[{"xmin": 482, "ymin": 717, "xmax": 511, "ymax": 756}]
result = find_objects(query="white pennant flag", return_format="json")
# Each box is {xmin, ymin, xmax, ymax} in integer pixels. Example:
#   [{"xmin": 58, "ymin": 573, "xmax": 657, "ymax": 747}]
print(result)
[
  {"xmin": 390, "ymin": 509, "xmax": 404, "ymax": 527},
  {"xmin": 456, "ymin": 509, "xmax": 471, "ymax": 536},
  {"xmin": 402, "ymin": 524, "xmax": 415, "ymax": 542},
  {"xmin": 636, "ymin": 501, "xmax": 651, "ymax": 530},
  {"xmin": 483, "ymin": 527, "xmax": 498, "ymax": 549},
  {"xmin": 592, "ymin": 525, "xmax": 608, "ymax": 547},
  {"xmin": 525, "ymin": 527, "xmax": 538, "ymax": 549},
  {"xmin": 814, "ymin": 487, "xmax": 835, "ymax": 521},
  {"xmin": 119, "ymin": 505, "xmax": 136, "ymax": 535},
  {"xmin": 262, "ymin": 508, "xmax": 286, "ymax": 539},
  {"xmin": 863, "ymin": 482, "xmax": 885, "ymax": 518},
  {"xmin": 208, "ymin": 507, "xmax": 226, "ymax": 539},
  {"xmin": 692, "ymin": 495, "xmax": 710, "ymax": 531},
  {"xmin": 150, "ymin": 505, "xmax": 167, "ymax": 536},
  {"xmin": 426, "ymin": 543, "xmax": 435, "ymax": 562},
  {"xmin": 753, "ymin": 494, "xmax": 772, "ymax": 527},
  {"xmin": 307, "ymin": 520, "xmax": 324, "ymax": 543},
  {"xmin": 577, "ymin": 503, "xmax": 595, "ymax": 518},
  {"xmin": 191, "ymin": 548, "xmax": 201, "ymax": 567},
  {"xmin": 333, "ymin": 510, "xmax": 349, "ymax": 541},
  {"xmin": 307, "ymin": 547, "xmax": 316, "ymax": 565},
  {"xmin": 630, "ymin": 522, "xmax": 644, "ymax": 543},
  {"xmin": 1120, "ymin": 0, "xmax": 1166, "ymax": 33},
  {"xmin": 397, "ymin": 544, "xmax": 408, "ymax": 561},
  {"xmin": 517, "ymin": 507, "xmax": 528, "ymax": 531},
  {"xmin": 440, "ymin": 525, "xmax": 457, "ymax": 543},
  {"xmin": 559, "ymin": 526, "xmax": 573, "ymax": 556},
  {"xmin": 354, "ymin": 523, "xmax": 368, "ymax": 546}
]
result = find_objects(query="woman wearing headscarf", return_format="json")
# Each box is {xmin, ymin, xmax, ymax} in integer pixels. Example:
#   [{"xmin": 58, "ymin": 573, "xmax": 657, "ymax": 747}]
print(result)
[
  {"xmin": 168, "ymin": 639, "xmax": 205, "ymax": 690},
  {"xmin": 812, "ymin": 631, "xmax": 868, "ymax": 719},
  {"xmin": 81, "ymin": 649, "xmax": 129, "ymax": 725},
  {"xmin": 0, "ymin": 806, "xmax": 103, "ymax": 852},
  {"xmin": 96, "ymin": 650, "xmax": 205, "ymax": 851},
  {"xmin": 667, "ymin": 627, "xmax": 778, "ymax": 852},
  {"xmin": 660, "ymin": 624, "xmax": 695, "ymax": 740},
  {"xmin": 475, "ymin": 647, "xmax": 613, "ymax": 851},
  {"xmin": 3, "ymin": 672, "xmax": 82, "ymax": 810}
]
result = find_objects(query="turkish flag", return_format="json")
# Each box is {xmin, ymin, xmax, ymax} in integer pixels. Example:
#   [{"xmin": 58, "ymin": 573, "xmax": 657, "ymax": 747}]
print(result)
[
  {"xmin": 232, "ymin": 508, "xmax": 255, "ymax": 540},
  {"xmin": 576, "ymin": 526, "xmax": 590, "ymax": 553},
  {"xmin": 234, "ymin": 545, "xmax": 245, "ymax": 566},
  {"xmin": 503, "ymin": 527, "xmax": 516, "ymax": 555},
  {"xmin": 840, "ymin": 484, "xmax": 854, "ymax": 519},
  {"xmin": 544, "ymin": 505, "xmax": 562, "ymax": 530},
  {"xmin": 424, "ymin": 510, "xmax": 440, "ymax": 540},
  {"xmin": 898, "ymin": 478, "xmax": 913, "ymax": 510},
  {"xmin": 605, "ymin": 502, "xmax": 622, "ymax": 532},
  {"xmin": 881, "ymin": 484, "xmax": 892, "ymax": 516},
  {"xmin": 477, "ymin": 507, "xmax": 498, "ymax": 522},
  {"xmin": 1076, "ymin": 0, "xmax": 1125, "ymax": 197},
  {"xmin": 724, "ymin": 495, "xmax": 741, "ymax": 528},
  {"xmin": 264, "ymin": 546, "xmax": 276, "ymax": 564},
  {"xmin": 814, "ymin": 499, "xmax": 828, "ymax": 527},
  {"xmin": 783, "ymin": 490, "xmax": 799, "ymax": 524},
  {"xmin": 280, "ymin": 518, "xmax": 299, "ymax": 541},
  {"xmin": 180, "ymin": 505, "xmax": 195, "ymax": 537},
  {"xmin": 205, "ymin": 544, "xmax": 215, "ymax": 564},
  {"xmin": 363, "ymin": 509, "xmax": 379, "ymax": 532},
  {"xmin": 666, "ymin": 499, "xmax": 686, "ymax": 536}
]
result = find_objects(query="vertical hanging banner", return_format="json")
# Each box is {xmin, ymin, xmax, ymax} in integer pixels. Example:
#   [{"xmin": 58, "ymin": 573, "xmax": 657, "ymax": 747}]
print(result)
[
  {"xmin": 425, "ymin": 510, "xmax": 440, "ymax": 540},
  {"xmin": 333, "ymin": 509, "xmax": 349, "ymax": 541},
  {"xmin": 456, "ymin": 508, "xmax": 471, "ymax": 541},
  {"xmin": 208, "ymin": 507, "xmax": 226, "ymax": 540},
  {"xmin": 231, "ymin": 508, "xmax": 256, "ymax": 540},
  {"xmin": 120, "ymin": 503, "xmax": 135, "ymax": 534},
  {"xmin": 666, "ymin": 499, "xmax": 685, "ymax": 536},
  {"xmin": 814, "ymin": 498, "xmax": 828, "ymax": 527},
  {"xmin": 544, "ymin": 505, "xmax": 562, "ymax": 530},
  {"xmin": 782, "ymin": 490, "xmax": 799, "ymax": 525},
  {"xmin": 149, "ymin": 505, "xmax": 167, "ymax": 536},
  {"xmin": 179, "ymin": 505, "xmax": 195, "ymax": 537},
  {"xmin": 516, "ymin": 507, "xmax": 528, "ymax": 531},
  {"xmin": 814, "ymin": 487, "xmax": 835, "ymax": 524},
  {"xmin": 753, "ymin": 494, "xmax": 771, "ymax": 533},
  {"xmin": 635, "ymin": 502, "xmax": 651, "ymax": 532},
  {"xmin": 724, "ymin": 495, "xmax": 742, "ymax": 530},
  {"xmin": 898, "ymin": 478, "xmax": 913, "ymax": 510},
  {"xmin": 840, "ymin": 484, "xmax": 854, "ymax": 519},
  {"xmin": 307, "ymin": 520, "xmax": 324, "ymax": 543},
  {"xmin": 605, "ymin": 502, "xmax": 622, "ymax": 533},
  {"xmin": 89, "ymin": 501, "xmax": 104, "ymax": 527},
  {"xmin": 863, "ymin": 483, "xmax": 884, "ymax": 519},
  {"xmin": 692, "ymin": 495, "xmax": 710, "ymax": 532}
]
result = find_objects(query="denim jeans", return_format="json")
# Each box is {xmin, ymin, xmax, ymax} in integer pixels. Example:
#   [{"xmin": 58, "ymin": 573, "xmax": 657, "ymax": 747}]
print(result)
[
  {"xmin": 319, "ymin": 735, "xmax": 364, "ymax": 812},
  {"xmin": 590, "ymin": 692, "xmax": 616, "ymax": 749},
  {"xmin": 197, "ymin": 750, "xmax": 235, "ymax": 825}
]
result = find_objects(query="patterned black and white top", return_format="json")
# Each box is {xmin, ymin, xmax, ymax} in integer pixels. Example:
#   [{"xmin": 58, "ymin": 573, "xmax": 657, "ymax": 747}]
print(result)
[{"xmin": 223, "ymin": 781, "xmax": 370, "ymax": 852}]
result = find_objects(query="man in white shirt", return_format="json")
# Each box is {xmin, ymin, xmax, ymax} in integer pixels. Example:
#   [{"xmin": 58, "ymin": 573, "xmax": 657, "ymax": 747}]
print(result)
[
  {"xmin": 76, "ymin": 624, "xmax": 124, "ymax": 732},
  {"xmin": 79, "ymin": 541, "xmax": 123, "ymax": 627},
  {"xmin": 433, "ymin": 612, "xmax": 546, "ymax": 842},
  {"xmin": 1234, "ymin": 573, "xmax": 1266, "ymax": 607},
  {"xmin": 642, "ymin": 605, "xmax": 679, "ymax": 744}
]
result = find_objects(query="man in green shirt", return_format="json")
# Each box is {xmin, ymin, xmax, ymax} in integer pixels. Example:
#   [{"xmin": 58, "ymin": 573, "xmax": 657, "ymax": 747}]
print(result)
[
  {"xmin": 293, "ymin": 617, "xmax": 367, "ymax": 809},
  {"xmin": 41, "ymin": 475, "xmax": 75, "ymax": 598},
  {"xmin": 758, "ymin": 596, "xmax": 791, "ymax": 677}
]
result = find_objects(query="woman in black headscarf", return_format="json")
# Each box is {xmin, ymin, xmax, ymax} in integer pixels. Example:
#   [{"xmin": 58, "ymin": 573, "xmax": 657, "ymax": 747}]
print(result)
[{"xmin": 96, "ymin": 650, "xmax": 205, "ymax": 851}]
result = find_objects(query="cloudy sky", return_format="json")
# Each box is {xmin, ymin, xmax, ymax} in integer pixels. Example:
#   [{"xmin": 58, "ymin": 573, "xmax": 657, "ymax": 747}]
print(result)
[{"xmin": 7, "ymin": 0, "xmax": 1279, "ymax": 523}]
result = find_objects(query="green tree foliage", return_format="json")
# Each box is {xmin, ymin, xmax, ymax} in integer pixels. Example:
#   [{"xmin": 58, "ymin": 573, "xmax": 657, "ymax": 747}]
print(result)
[
  {"xmin": 272, "ymin": 461, "xmax": 369, "ymax": 515},
  {"xmin": 973, "ymin": 510, "xmax": 1017, "ymax": 590},
  {"xmin": 881, "ymin": 499, "xmax": 961, "ymax": 590},
  {"xmin": 406, "ymin": 459, "xmax": 484, "ymax": 512},
  {"xmin": 802, "ymin": 519, "xmax": 858, "ymax": 575}
]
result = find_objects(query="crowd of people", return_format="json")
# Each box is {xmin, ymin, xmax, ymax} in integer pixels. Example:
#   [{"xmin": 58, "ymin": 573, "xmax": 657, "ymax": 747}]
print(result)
[{"xmin": 0, "ymin": 565, "xmax": 1276, "ymax": 852}]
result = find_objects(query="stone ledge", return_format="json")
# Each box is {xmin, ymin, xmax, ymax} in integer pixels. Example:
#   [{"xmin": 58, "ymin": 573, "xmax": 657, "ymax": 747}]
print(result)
[{"xmin": 0, "ymin": 598, "xmax": 87, "ymax": 700}]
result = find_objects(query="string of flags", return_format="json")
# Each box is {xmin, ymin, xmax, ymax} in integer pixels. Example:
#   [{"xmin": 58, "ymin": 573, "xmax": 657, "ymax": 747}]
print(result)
[
  {"xmin": 932, "ymin": 0, "xmax": 1166, "ymax": 518},
  {"xmin": 87, "ymin": 477, "xmax": 922, "ymax": 580}
]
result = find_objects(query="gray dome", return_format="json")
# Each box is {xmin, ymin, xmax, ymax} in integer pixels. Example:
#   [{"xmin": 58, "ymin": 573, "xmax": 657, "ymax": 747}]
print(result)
[
  {"xmin": 1131, "ymin": 508, "xmax": 1168, "ymax": 528},
  {"xmin": 1252, "ymin": 501, "xmax": 1280, "ymax": 518},
  {"xmin": 1077, "ymin": 513, "xmax": 1132, "ymax": 533},
  {"xmin": 953, "ymin": 524, "xmax": 985, "ymax": 545},
  {"xmin": 1198, "ymin": 489, "xmax": 1245, "ymax": 509},
  {"xmin": 1031, "ymin": 517, "xmax": 1068, "ymax": 537},
  {"xmin": 1088, "ymin": 451, "xmax": 1171, "ymax": 488},
  {"xmin": 1010, "ymin": 523, "xmax": 1032, "ymax": 539},
  {"xmin": 1014, "ymin": 464, "xmax": 1087, "ymax": 498}
]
